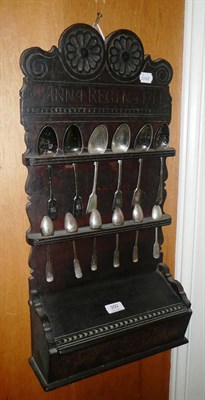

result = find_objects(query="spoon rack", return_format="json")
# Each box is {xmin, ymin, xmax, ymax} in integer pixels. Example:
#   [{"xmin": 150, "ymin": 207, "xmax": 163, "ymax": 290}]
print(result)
[{"xmin": 20, "ymin": 23, "xmax": 191, "ymax": 391}]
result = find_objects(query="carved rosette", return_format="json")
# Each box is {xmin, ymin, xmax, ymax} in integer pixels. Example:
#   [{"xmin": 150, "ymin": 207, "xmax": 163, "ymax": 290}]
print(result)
[
  {"xmin": 106, "ymin": 30, "xmax": 144, "ymax": 82},
  {"xmin": 59, "ymin": 24, "xmax": 105, "ymax": 79}
]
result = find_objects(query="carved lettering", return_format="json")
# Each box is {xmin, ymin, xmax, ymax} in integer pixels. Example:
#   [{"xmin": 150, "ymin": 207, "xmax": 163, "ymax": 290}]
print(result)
[{"xmin": 24, "ymin": 81, "xmax": 171, "ymax": 115}]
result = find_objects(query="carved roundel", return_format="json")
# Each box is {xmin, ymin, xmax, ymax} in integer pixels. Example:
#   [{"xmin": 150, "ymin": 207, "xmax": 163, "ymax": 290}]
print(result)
[
  {"xmin": 59, "ymin": 24, "xmax": 105, "ymax": 79},
  {"xmin": 106, "ymin": 30, "xmax": 144, "ymax": 81}
]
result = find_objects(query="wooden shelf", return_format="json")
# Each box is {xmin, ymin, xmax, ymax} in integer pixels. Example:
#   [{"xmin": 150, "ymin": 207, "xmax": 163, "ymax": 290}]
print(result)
[
  {"xmin": 22, "ymin": 148, "xmax": 176, "ymax": 166},
  {"xmin": 27, "ymin": 214, "xmax": 171, "ymax": 245}
]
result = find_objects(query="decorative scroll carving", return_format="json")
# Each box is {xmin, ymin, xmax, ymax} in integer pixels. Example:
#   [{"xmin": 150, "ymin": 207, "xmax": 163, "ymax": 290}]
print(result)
[
  {"xmin": 20, "ymin": 24, "xmax": 172, "ymax": 85},
  {"xmin": 59, "ymin": 23, "xmax": 105, "ymax": 79},
  {"xmin": 106, "ymin": 29, "xmax": 144, "ymax": 81},
  {"xmin": 157, "ymin": 263, "xmax": 191, "ymax": 308},
  {"xmin": 30, "ymin": 289, "xmax": 56, "ymax": 349},
  {"xmin": 20, "ymin": 46, "xmax": 59, "ymax": 80},
  {"xmin": 143, "ymin": 56, "xmax": 173, "ymax": 85}
]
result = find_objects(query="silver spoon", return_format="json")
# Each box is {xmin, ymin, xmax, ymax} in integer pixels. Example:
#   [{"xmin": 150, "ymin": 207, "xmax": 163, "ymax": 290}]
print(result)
[
  {"xmin": 46, "ymin": 245, "xmax": 54, "ymax": 282},
  {"xmin": 132, "ymin": 158, "xmax": 144, "ymax": 222},
  {"xmin": 112, "ymin": 160, "xmax": 123, "ymax": 209},
  {"xmin": 64, "ymin": 212, "xmax": 78, "ymax": 233},
  {"xmin": 153, "ymin": 123, "xmax": 170, "ymax": 149},
  {"xmin": 91, "ymin": 237, "xmax": 97, "ymax": 271},
  {"xmin": 86, "ymin": 161, "xmax": 98, "ymax": 213},
  {"xmin": 113, "ymin": 234, "xmax": 120, "ymax": 268},
  {"xmin": 47, "ymin": 165, "xmax": 58, "ymax": 220},
  {"xmin": 72, "ymin": 240, "xmax": 83, "ymax": 278},
  {"xmin": 40, "ymin": 215, "xmax": 54, "ymax": 236},
  {"xmin": 88, "ymin": 124, "xmax": 108, "ymax": 154},
  {"xmin": 132, "ymin": 231, "xmax": 139, "ymax": 263},
  {"xmin": 64, "ymin": 125, "xmax": 83, "ymax": 154},
  {"xmin": 72, "ymin": 163, "xmax": 83, "ymax": 218},
  {"xmin": 132, "ymin": 158, "xmax": 143, "ymax": 205},
  {"xmin": 111, "ymin": 123, "xmax": 131, "ymax": 153},
  {"xmin": 134, "ymin": 124, "xmax": 153, "ymax": 151},
  {"xmin": 152, "ymin": 157, "xmax": 164, "ymax": 220}
]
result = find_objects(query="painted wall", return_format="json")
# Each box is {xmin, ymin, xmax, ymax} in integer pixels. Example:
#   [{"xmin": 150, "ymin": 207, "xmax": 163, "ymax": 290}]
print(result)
[{"xmin": 0, "ymin": 1, "xmax": 184, "ymax": 399}]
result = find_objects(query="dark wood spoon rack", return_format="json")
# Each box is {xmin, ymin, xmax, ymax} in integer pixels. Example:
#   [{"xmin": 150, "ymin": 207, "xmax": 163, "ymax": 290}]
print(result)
[{"xmin": 20, "ymin": 23, "xmax": 192, "ymax": 391}]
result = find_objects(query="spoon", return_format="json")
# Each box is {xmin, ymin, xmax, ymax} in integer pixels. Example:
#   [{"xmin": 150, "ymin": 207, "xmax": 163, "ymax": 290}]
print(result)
[
  {"xmin": 132, "ymin": 158, "xmax": 144, "ymax": 222},
  {"xmin": 132, "ymin": 158, "xmax": 143, "ymax": 205},
  {"xmin": 64, "ymin": 212, "xmax": 78, "ymax": 232},
  {"xmin": 72, "ymin": 240, "xmax": 83, "ymax": 278},
  {"xmin": 72, "ymin": 163, "xmax": 83, "ymax": 218},
  {"xmin": 89, "ymin": 209, "xmax": 102, "ymax": 230},
  {"xmin": 151, "ymin": 157, "xmax": 164, "ymax": 220},
  {"xmin": 88, "ymin": 124, "xmax": 108, "ymax": 154},
  {"xmin": 86, "ymin": 162, "xmax": 98, "ymax": 213},
  {"xmin": 153, "ymin": 123, "xmax": 170, "ymax": 149},
  {"xmin": 40, "ymin": 215, "xmax": 54, "ymax": 236},
  {"xmin": 112, "ymin": 160, "xmax": 123, "ymax": 209},
  {"xmin": 132, "ymin": 231, "xmax": 139, "ymax": 263},
  {"xmin": 111, "ymin": 123, "xmax": 131, "ymax": 153},
  {"xmin": 47, "ymin": 165, "xmax": 58, "ymax": 220},
  {"xmin": 46, "ymin": 245, "xmax": 54, "ymax": 282},
  {"xmin": 153, "ymin": 227, "xmax": 160, "ymax": 259},
  {"xmin": 112, "ymin": 207, "xmax": 124, "ymax": 226},
  {"xmin": 134, "ymin": 124, "xmax": 153, "ymax": 151},
  {"xmin": 64, "ymin": 125, "xmax": 83, "ymax": 154},
  {"xmin": 90, "ymin": 237, "xmax": 97, "ymax": 271},
  {"xmin": 113, "ymin": 234, "xmax": 120, "ymax": 268}
]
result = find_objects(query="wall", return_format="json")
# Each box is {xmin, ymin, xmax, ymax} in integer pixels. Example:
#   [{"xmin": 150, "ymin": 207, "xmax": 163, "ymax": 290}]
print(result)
[{"xmin": 0, "ymin": 1, "xmax": 184, "ymax": 399}]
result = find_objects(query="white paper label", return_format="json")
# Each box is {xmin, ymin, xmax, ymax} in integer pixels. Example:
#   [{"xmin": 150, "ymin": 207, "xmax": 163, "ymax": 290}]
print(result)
[
  {"xmin": 105, "ymin": 301, "xmax": 125, "ymax": 314},
  {"xmin": 139, "ymin": 72, "xmax": 153, "ymax": 84}
]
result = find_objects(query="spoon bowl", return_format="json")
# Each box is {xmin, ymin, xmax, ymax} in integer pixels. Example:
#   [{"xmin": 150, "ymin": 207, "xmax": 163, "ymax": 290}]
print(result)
[
  {"xmin": 40, "ymin": 215, "xmax": 54, "ymax": 236},
  {"xmin": 89, "ymin": 209, "xmax": 102, "ymax": 230},
  {"xmin": 111, "ymin": 123, "xmax": 131, "ymax": 153},
  {"xmin": 134, "ymin": 124, "xmax": 153, "ymax": 151},
  {"xmin": 64, "ymin": 212, "xmax": 78, "ymax": 232},
  {"xmin": 132, "ymin": 204, "xmax": 144, "ymax": 223},
  {"xmin": 64, "ymin": 125, "xmax": 83, "ymax": 154},
  {"xmin": 112, "ymin": 207, "xmax": 124, "ymax": 226},
  {"xmin": 153, "ymin": 123, "xmax": 169, "ymax": 149},
  {"xmin": 151, "ymin": 204, "xmax": 162, "ymax": 220},
  {"xmin": 88, "ymin": 124, "xmax": 108, "ymax": 154}
]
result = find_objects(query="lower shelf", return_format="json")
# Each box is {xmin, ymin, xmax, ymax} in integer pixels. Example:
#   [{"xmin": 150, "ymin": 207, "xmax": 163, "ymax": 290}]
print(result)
[{"xmin": 29, "ymin": 265, "xmax": 192, "ymax": 391}]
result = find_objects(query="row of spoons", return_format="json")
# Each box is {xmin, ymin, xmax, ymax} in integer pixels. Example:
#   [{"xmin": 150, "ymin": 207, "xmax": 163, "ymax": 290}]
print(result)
[
  {"xmin": 41, "ymin": 157, "xmax": 164, "ymax": 234},
  {"xmin": 45, "ymin": 229, "xmax": 161, "ymax": 283},
  {"xmin": 39, "ymin": 122, "xmax": 169, "ymax": 156}
]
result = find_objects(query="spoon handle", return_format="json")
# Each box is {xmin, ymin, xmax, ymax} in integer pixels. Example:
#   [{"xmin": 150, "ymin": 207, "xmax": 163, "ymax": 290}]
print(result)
[
  {"xmin": 132, "ymin": 231, "xmax": 139, "ymax": 263},
  {"xmin": 132, "ymin": 158, "xmax": 143, "ymax": 206},
  {"xmin": 117, "ymin": 160, "xmax": 122, "ymax": 191},
  {"xmin": 113, "ymin": 234, "xmax": 120, "ymax": 268},
  {"xmin": 91, "ymin": 237, "xmax": 97, "ymax": 271},
  {"xmin": 92, "ymin": 161, "xmax": 98, "ymax": 194},
  {"xmin": 153, "ymin": 227, "xmax": 160, "ymax": 259},
  {"xmin": 46, "ymin": 245, "xmax": 54, "ymax": 282},
  {"xmin": 47, "ymin": 165, "xmax": 58, "ymax": 220},
  {"xmin": 72, "ymin": 241, "xmax": 83, "ymax": 278},
  {"xmin": 156, "ymin": 157, "xmax": 164, "ymax": 205},
  {"xmin": 72, "ymin": 163, "xmax": 78, "ymax": 196}
]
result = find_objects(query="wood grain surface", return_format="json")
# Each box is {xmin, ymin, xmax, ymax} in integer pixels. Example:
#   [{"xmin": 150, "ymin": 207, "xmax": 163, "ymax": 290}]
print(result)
[{"xmin": 0, "ymin": 0, "xmax": 184, "ymax": 399}]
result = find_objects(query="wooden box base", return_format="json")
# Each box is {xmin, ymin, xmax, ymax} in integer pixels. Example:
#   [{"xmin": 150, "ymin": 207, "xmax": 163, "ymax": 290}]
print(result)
[{"xmin": 29, "ymin": 265, "xmax": 192, "ymax": 391}]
